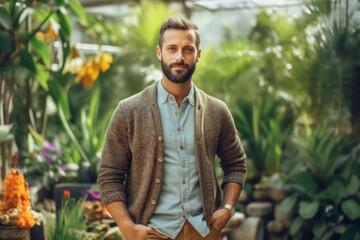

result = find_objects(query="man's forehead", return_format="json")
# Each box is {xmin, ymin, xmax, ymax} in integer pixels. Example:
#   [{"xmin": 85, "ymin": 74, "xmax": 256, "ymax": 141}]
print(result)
[{"xmin": 162, "ymin": 29, "xmax": 197, "ymax": 45}]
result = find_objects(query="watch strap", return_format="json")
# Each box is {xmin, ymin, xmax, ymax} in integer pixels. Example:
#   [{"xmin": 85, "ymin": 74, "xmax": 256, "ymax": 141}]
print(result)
[{"xmin": 223, "ymin": 203, "xmax": 235, "ymax": 217}]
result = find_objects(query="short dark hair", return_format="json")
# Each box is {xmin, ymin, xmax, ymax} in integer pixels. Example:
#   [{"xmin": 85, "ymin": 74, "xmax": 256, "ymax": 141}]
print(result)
[{"xmin": 158, "ymin": 16, "xmax": 201, "ymax": 49}]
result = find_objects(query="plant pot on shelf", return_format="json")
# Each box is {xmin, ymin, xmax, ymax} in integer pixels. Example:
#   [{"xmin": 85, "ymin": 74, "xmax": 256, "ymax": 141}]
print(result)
[
  {"xmin": 267, "ymin": 188, "xmax": 288, "ymax": 203},
  {"xmin": 0, "ymin": 225, "xmax": 30, "ymax": 240}
]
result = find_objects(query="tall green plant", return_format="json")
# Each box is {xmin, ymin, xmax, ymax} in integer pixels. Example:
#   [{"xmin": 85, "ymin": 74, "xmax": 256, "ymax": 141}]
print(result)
[
  {"xmin": 0, "ymin": 0, "xmax": 89, "ymax": 179},
  {"xmin": 297, "ymin": 0, "xmax": 360, "ymax": 134},
  {"xmin": 291, "ymin": 124, "xmax": 348, "ymax": 184},
  {"xmin": 60, "ymin": 85, "xmax": 113, "ymax": 182},
  {"xmin": 280, "ymin": 125, "xmax": 360, "ymax": 239},
  {"xmin": 45, "ymin": 196, "xmax": 87, "ymax": 240},
  {"xmin": 232, "ymin": 91, "xmax": 294, "ymax": 180}
]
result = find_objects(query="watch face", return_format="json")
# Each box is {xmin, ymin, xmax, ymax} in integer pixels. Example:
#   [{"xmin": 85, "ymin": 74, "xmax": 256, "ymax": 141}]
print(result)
[{"xmin": 223, "ymin": 204, "xmax": 235, "ymax": 216}]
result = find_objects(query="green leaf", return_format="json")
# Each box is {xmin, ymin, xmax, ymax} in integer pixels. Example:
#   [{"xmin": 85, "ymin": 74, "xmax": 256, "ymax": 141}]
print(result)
[
  {"xmin": 289, "ymin": 170, "xmax": 318, "ymax": 193},
  {"xmin": 35, "ymin": 64, "xmax": 49, "ymax": 90},
  {"xmin": 334, "ymin": 224, "xmax": 347, "ymax": 234},
  {"xmin": 0, "ymin": 31, "xmax": 12, "ymax": 55},
  {"xmin": 30, "ymin": 37, "xmax": 51, "ymax": 65},
  {"xmin": 97, "ymin": 109, "xmax": 113, "ymax": 151},
  {"xmin": 341, "ymin": 199, "xmax": 360, "ymax": 220},
  {"xmin": 19, "ymin": 48, "xmax": 37, "ymax": 74},
  {"xmin": 346, "ymin": 175, "xmax": 360, "ymax": 196},
  {"xmin": 8, "ymin": 0, "xmax": 16, "ymax": 16},
  {"xmin": 279, "ymin": 193, "xmax": 298, "ymax": 214},
  {"xmin": 48, "ymin": 79, "xmax": 70, "ymax": 119},
  {"xmin": 319, "ymin": 179, "xmax": 346, "ymax": 203},
  {"xmin": 341, "ymin": 224, "xmax": 360, "ymax": 240},
  {"xmin": 58, "ymin": 104, "xmax": 89, "ymax": 163},
  {"xmin": 57, "ymin": 29, "xmax": 70, "ymax": 71},
  {"xmin": 80, "ymin": 109, "xmax": 91, "ymax": 151},
  {"xmin": 299, "ymin": 200, "xmax": 319, "ymax": 219},
  {"xmin": 88, "ymin": 86, "xmax": 100, "ymax": 127},
  {"xmin": 55, "ymin": 0, "xmax": 66, "ymax": 5},
  {"xmin": 68, "ymin": 0, "xmax": 89, "ymax": 26},
  {"xmin": 0, "ymin": 8, "xmax": 12, "ymax": 30},
  {"xmin": 56, "ymin": 7, "xmax": 71, "ymax": 36},
  {"xmin": 290, "ymin": 216, "xmax": 304, "ymax": 235},
  {"xmin": 313, "ymin": 219, "xmax": 327, "ymax": 239},
  {"xmin": 18, "ymin": 7, "xmax": 34, "ymax": 26}
]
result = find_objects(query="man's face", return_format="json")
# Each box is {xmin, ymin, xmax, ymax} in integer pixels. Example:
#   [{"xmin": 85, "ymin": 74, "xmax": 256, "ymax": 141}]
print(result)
[{"xmin": 157, "ymin": 29, "xmax": 201, "ymax": 83}]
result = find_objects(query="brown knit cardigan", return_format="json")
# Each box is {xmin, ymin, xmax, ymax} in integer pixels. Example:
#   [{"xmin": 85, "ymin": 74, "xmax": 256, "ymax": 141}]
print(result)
[{"xmin": 98, "ymin": 81, "xmax": 246, "ymax": 225}]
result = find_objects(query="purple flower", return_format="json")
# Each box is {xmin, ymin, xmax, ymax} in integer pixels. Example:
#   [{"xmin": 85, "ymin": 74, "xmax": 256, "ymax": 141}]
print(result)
[
  {"xmin": 42, "ymin": 141, "xmax": 56, "ymax": 156},
  {"xmin": 61, "ymin": 164, "xmax": 67, "ymax": 171},
  {"xmin": 85, "ymin": 188, "xmax": 101, "ymax": 200},
  {"xmin": 46, "ymin": 156, "xmax": 55, "ymax": 163}
]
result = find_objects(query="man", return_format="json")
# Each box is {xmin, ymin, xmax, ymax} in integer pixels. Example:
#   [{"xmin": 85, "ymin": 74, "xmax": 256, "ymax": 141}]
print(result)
[{"xmin": 98, "ymin": 16, "xmax": 246, "ymax": 240}]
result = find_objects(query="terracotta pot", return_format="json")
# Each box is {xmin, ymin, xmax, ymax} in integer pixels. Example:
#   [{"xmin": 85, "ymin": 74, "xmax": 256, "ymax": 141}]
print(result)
[{"xmin": 0, "ymin": 225, "xmax": 30, "ymax": 240}]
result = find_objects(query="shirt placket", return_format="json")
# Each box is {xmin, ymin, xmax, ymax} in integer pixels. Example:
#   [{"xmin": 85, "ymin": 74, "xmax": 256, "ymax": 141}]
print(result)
[{"xmin": 172, "ymin": 99, "xmax": 191, "ymax": 217}]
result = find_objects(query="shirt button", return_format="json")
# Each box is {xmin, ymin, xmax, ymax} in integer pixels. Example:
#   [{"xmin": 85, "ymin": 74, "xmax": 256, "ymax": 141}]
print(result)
[
  {"xmin": 151, "ymin": 200, "xmax": 156, "ymax": 205},
  {"xmin": 182, "ymin": 180, "xmax": 186, "ymax": 184},
  {"xmin": 155, "ymin": 178, "xmax": 161, "ymax": 184},
  {"xmin": 158, "ymin": 157, "xmax": 163, "ymax": 162},
  {"xmin": 158, "ymin": 136, "xmax": 163, "ymax": 142},
  {"xmin": 177, "ymin": 127, "xmax": 181, "ymax": 131},
  {"xmin": 182, "ymin": 162, "xmax": 186, "ymax": 168},
  {"xmin": 179, "ymin": 145, "xmax": 184, "ymax": 150}
]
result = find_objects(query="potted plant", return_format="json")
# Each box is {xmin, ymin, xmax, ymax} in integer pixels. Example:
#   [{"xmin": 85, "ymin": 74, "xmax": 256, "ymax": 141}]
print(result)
[
  {"xmin": 279, "ymin": 125, "xmax": 360, "ymax": 239},
  {"xmin": 0, "ymin": 166, "xmax": 42, "ymax": 240}
]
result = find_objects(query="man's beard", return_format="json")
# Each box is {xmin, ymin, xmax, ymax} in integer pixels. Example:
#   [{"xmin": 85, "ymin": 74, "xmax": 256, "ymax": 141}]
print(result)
[{"xmin": 161, "ymin": 59, "xmax": 196, "ymax": 83}]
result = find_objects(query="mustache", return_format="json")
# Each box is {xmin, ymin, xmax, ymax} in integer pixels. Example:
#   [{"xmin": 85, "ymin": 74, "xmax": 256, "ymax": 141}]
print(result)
[{"xmin": 169, "ymin": 62, "xmax": 190, "ymax": 68}]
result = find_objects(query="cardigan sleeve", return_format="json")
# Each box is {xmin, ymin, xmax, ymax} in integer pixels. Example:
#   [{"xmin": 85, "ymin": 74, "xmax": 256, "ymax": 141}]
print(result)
[
  {"xmin": 98, "ymin": 103, "xmax": 131, "ymax": 206},
  {"xmin": 216, "ymin": 104, "xmax": 247, "ymax": 189}
]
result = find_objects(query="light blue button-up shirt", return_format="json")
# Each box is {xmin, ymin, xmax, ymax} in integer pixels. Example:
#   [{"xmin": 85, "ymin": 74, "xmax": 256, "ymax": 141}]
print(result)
[{"xmin": 148, "ymin": 81, "xmax": 210, "ymax": 239}]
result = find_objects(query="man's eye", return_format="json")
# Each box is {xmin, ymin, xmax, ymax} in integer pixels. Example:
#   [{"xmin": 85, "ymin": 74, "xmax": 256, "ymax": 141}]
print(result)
[{"xmin": 185, "ymin": 48, "xmax": 194, "ymax": 53}]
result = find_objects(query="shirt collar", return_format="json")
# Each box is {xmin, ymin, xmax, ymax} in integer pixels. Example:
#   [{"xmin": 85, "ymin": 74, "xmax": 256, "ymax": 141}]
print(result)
[{"xmin": 157, "ymin": 80, "xmax": 195, "ymax": 106}]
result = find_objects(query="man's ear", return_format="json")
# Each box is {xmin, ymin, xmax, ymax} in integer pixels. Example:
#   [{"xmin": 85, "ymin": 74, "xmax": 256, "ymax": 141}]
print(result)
[
  {"xmin": 156, "ymin": 46, "xmax": 162, "ymax": 61},
  {"xmin": 196, "ymin": 47, "xmax": 202, "ymax": 62}
]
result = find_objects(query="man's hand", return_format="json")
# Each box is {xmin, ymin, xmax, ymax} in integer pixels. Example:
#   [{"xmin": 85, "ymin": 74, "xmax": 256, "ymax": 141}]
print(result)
[
  {"xmin": 121, "ymin": 223, "xmax": 168, "ymax": 240},
  {"xmin": 209, "ymin": 208, "xmax": 231, "ymax": 231},
  {"xmin": 105, "ymin": 201, "xmax": 168, "ymax": 240}
]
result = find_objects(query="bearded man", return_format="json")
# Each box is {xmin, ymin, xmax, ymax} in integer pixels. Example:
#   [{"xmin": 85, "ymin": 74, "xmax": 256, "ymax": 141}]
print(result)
[{"xmin": 98, "ymin": 16, "xmax": 246, "ymax": 240}]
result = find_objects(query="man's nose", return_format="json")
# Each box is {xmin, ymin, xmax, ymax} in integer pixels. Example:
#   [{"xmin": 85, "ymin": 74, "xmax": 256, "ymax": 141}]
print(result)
[{"xmin": 175, "ymin": 50, "xmax": 185, "ymax": 62}]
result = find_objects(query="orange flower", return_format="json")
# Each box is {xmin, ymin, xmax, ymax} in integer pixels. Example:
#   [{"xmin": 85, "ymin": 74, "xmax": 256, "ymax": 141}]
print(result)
[
  {"xmin": 75, "ymin": 53, "xmax": 113, "ymax": 88},
  {"xmin": 63, "ymin": 190, "xmax": 71, "ymax": 198},
  {"xmin": 15, "ymin": 210, "xmax": 35, "ymax": 228},
  {"xmin": 0, "ymin": 169, "xmax": 36, "ymax": 228},
  {"xmin": 98, "ymin": 53, "xmax": 113, "ymax": 72},
  {"xmin": 47, "ymin": 25, "xmax": 57, "ymax": 42},
  {"xmin": 71, "ymin": 46, "xmax": 80, "ymax": 60},
  {"xmin": 35, "ymin": 32, "xmax": 46, "ymax": 41},
  {"xmin": 35, "ymin": 25, "xmax": 57, "ymax": 43}
]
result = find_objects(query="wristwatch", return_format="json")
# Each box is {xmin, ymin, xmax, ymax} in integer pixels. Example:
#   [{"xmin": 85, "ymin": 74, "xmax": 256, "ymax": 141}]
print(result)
[{"xmin": 222, "ymin": 203, "xmax": 236, "ymax": 217}]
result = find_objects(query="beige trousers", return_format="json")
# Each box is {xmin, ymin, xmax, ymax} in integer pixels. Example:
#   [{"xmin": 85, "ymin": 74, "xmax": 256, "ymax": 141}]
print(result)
[{"xmin": 145, "ymin": 221, "xmax": 221, "ymax": 240}]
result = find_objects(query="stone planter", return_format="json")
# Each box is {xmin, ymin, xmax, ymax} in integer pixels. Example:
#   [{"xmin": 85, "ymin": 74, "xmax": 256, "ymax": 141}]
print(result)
[
  {"xmin": 0, "ymin": 225, "xmax": 30, "ymax": 240},
  {"xmin": 267, "ymin": 188, "xmax": 287, "ymax": 203}
]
